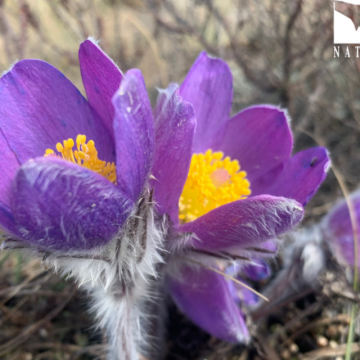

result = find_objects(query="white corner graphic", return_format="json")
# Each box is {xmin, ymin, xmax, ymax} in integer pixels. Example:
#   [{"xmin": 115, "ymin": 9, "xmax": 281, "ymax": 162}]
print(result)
[{"xmin": 334, "ymin": 0, "xmax": 360, "ymax": 44}]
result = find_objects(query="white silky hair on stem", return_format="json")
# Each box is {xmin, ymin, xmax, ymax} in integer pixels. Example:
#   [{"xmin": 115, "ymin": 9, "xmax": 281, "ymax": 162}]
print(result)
[
  {"xmin": 88, "ymin": 192, "xmax": 166, "ymax": 360},
  {"xmin": 2, "ymin": 189, "xmax": 167, "ymax": 360}
]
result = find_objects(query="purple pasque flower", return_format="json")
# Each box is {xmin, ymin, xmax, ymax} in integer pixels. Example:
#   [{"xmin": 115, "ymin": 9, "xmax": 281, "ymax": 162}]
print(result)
[
  {"xmin": 159, "ymin": 52, "xmax": 330, "ymax": 343},
  {"xmin": 321, "ymin": 190, "xmax": 360, "ymax": 269},
  {"xmin": 0, "ymin": 39, "xmax": 153, "ymax": 252},
  {"xmin": 0, "ymin": 37, "xmax": 328, "ymax": 355},
  {"xmin": 0, "ymin": 39, "xmax": 168, "ymax": 360}
]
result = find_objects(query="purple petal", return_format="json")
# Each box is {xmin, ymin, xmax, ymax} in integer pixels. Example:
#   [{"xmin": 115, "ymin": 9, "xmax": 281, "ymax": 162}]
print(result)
[
  {"xmin": 234, "ymin": 276, "xmax": 260, "ymax": 307},
  {"xmin": 151, "ymin": 84, "xmax": 196, "ymax": 223},
  {"xmin": 324, "ymin": 192, "xmax": 360, "ymax": 241},
  {"xmin": 243, "ymin": 259, "xmax": 272, "ymax": 281},
  {"xmin": 0, "ymin": 201, "xmax": 20, "ymax": 238},
  {"xmin": 179, "ymin": 52, "xmax": 232, "ymax": 153},
  {"xmin": 0, "ymin": 60, "xmax": 115, "ymax": 164},
  {"xmin": 322, "ymin": 191, "xmax": 360, "ymax": 268},
  {"xmin": 226, "ymin": 275, "xmax": 239, "ymax": 301},
  {"xmin": 225, "ymin": 266, "xmax": 259, "ymax": 306},
  {"xmin": 0, "ymin": 130, "xmax": 20, "ymax": 207},
  {"xmin": 79, "ymin": 39, "xmax": 123, "ymax": 138},
  {"xmin": 112, "ymin": 69, "xmax": 154, "ymax": 202},
  {"xmin": 327, "ymin": 235, "xmax": 360, "ymax": 268},
  {"xmin": 226, "ymin": 266, "xmax": 261, "ymax": 306},
  {"xmin": 179, "ymin": 195, "xmax": 304, "ymax": 251},
  {"xmin": 0, "ymin": 129, "xmax": 20, "ymax": 236},
  {"xmin": 10, "ymin": 157, "xmax": 132, "ymax": 251},
  {"xmin": 215, "ymin": 106, "xmax": 293, "ymax": 194},
  {"xmin": 168, "ymin": 262, "xmax": 249, "ymax": 343},
  {"xmin": 248, "ymin": 239, "xmax": 278, "ymax": 254},
  {"xmin": 262, "ymin": 147, "xmax": 330, "ymax": 206},
  {"xmin": 238, "ymin": 288, "xmax": 259, "ymax": 307}
]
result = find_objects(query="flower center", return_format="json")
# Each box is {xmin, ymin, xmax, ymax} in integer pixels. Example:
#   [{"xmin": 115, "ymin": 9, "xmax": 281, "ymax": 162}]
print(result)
[
  {"xmin": 179, "ymin": 150, "xmax": 251, "ymax": 223},
  {"xmin": 44, "ymin": 134, "xmax": 117, "ymax": 184}
]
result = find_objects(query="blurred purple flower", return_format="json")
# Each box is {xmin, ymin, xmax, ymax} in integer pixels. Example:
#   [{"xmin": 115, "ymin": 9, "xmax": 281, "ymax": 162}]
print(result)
[
  {"xmin": 322, "ymin": 190, "xmax": 360, "ymax": 268},
  {"xmin": 164, "ymin": 52, "xmax": 330, "ymax": 343}
]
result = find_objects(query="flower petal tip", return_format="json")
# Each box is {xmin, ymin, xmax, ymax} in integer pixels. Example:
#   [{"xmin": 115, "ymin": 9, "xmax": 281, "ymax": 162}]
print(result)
[
  {"xmin": 152, "ymin": 83, "xmax": 196, "ymax": 222},
  {"xmin": 179, "ymin": 195, "xmax": 303, "ymax": 252},
  {"xmin": 180, "ymin": 51, "xmax": 232, "ymax": 153},
  {"xmin": 324, "ymin": 149, "xmax": 332, "ymax": 173},
  {"xmin": 1, "ymin": 60, "xmax": 19, "ymax": 77},
  {"xmin": 112, "ymin": 68, "xmax": 154, "ymax": 202},
  {"xmin": 86, "ymin": 36, "xmax": 100, "ymax": 45}
]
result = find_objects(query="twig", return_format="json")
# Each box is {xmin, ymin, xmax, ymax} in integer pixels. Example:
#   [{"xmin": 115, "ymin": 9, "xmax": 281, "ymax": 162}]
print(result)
[
  {"xmin": 280, "ymin": 314, "xmax": 350, "ymax": 348},
  {"xmin": 269, "ymin": 300, "xmax": 323, "ymax": 342},
  {"xmin": 0, "ymin": 285, "xmax": 77, "ymax": 355},
  {"xmin": 301, "ymin": 343, "xmax": 360, "ymax": 360},
  {"xmin": 252, "ymin": 289, "xmax": 313, "ymax": 321},
  {"xmin": 0, "ymin": 270, "xmax": 43, "ymax": 306}
]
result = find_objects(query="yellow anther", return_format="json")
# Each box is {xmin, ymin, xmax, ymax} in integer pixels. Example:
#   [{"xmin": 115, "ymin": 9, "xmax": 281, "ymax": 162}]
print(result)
[
  {"xmin": 179, "ymin": 150, "xmax": 251, "ymax": 223},
  {"xmin": 76, "ymin": 151, "xmax": 87, "ymax": 160},
  {"xmin": 76, "ymin": 135, "xmax": 82, "ymax": 149},
  {"xmin": 44, "ymin": 134, "xmax": 117, "ymax": 184},
  {"xmin": 56, "ymin": 143, "xmax": 63, "ymax": 152}
]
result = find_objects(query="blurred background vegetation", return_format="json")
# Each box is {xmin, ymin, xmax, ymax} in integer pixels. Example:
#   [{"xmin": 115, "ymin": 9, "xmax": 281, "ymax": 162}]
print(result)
[{"xmin": 0, "ymin": 0, "xmax": 359, "ymax": 359}]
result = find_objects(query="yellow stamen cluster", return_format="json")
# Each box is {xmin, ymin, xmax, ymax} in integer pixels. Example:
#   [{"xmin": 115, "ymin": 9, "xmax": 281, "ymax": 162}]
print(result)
[
  {"xmin": 179, "ymin": 150, "xmax": 251, "ymax": 223},
  {"xmin": 44, "ymin": 135, "xmax": 116, "ymax": 184}
]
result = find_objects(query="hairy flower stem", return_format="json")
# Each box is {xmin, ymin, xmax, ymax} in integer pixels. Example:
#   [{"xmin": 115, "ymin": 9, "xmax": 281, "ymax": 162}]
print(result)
[
  {"xmin": 90, "ymin": 270, "xmax": 168, "ymax": 360},
  {"xmin": 88, "ymin": 191, "xmax": 167, "ymax": 360},
  {"xmin": 139, "ymin": 266, "xmax": 168, "ymax": 360},
  {"xmin": 2, "ymin": 190, "xmax": 167, "ymax": 360}
]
